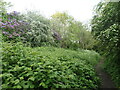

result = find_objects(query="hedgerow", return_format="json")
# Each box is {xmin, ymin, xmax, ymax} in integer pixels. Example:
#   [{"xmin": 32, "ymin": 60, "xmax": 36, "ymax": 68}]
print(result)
[
  {"xmin": 91, "ymin": 2, "xmax": 120, "ymax": 87},
  {"xmin": 1, "ymin": 42, "xmax": 100, "ymax": 89}
]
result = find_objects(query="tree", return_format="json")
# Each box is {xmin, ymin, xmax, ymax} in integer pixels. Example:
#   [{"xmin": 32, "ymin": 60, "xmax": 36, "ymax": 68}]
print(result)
[
  {"xmin": 0, "ymin": 0, "xmax": 12, "ymax": 14},
  {"xmin": 91, "ymin": 2, "xmax": 120, "ymax": 59},
  {"xmin": 23, "ymin": 11, "xmax": 51, "ymax": 47},
  {"xmin": 51, "ymin": 12, "xmax": 95, "ymax": 49},
  {"xmin": 91, "ymin": 1, "xmax": 120, "ymax": 87}
]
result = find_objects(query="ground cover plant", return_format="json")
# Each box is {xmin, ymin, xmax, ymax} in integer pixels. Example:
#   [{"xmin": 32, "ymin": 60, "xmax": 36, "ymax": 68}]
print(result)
[
  {"xmin": 2, "ymin": 42, "xmax": 100, "ymax": 89},
  {"xmin": 1, "ymin": 0, "xmax": 120, "ymax": 89}
]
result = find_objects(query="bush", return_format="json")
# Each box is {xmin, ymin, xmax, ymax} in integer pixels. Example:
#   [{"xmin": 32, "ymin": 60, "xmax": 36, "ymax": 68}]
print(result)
[
  {"xmin": 23, "ymin": 11, "xmax": 51, "ymax": 47},
  {"xmin": 104, "ymin": 55, "xmax": 120, "ymax": 87},
  {"xmin": 1, "ymin": 11, "xmax": 30, "ymax": 42},
  {"xmin": 1, "ymin": 11, "xmax": 52, "ymax": 47},
  {"xmin": 2, "ymin": 42, "xmax": 100, "ymax": 89}
]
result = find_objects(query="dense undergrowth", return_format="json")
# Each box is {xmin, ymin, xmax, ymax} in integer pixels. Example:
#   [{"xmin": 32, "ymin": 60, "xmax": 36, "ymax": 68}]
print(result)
[
  {"xmin": 104, "ymin": 56, "xmax": 120, "ymax": 87},
  {"xmin": 2, "ymin": 0, "xmax": 120, "ymax": 89},
  {"xmin": 91, "ymin": 2, "xmax": 120, "ymax": 87},
  {"xmin": 1, "ymin": 42, "xmax": 100, "ymax": 89}
]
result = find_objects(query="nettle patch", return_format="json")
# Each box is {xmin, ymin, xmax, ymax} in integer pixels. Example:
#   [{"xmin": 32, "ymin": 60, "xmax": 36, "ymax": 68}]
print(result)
[{"xmin": 2, "ymin": 42, "xmax": 100, "ymax": 89}]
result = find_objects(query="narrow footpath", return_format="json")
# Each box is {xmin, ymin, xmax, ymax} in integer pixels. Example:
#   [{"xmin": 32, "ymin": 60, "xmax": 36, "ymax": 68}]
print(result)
[{"xmin": 95, "ymin": 59, "xmax": 117, "ymax": 89}]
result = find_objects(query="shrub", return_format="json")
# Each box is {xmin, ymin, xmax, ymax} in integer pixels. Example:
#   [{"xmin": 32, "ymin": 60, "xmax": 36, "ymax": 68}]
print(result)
[
  {"xmin": 104, "ymin": 55, "xmax": 120, "ymax": 87},
  {"xmin": 2, "ymin": 42, "xmax": 100, "ymax": 89},
  {"xmin": 1, "ymin": 11, "xmax": 30, "ymax": 42},
  {"xmin": 23, "ymin": 11, "xmax": 51, "ymax": 47}
]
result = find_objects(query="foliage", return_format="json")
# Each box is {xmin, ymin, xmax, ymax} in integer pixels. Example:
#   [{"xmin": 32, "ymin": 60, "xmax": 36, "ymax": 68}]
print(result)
[
  {"xmin": 0, "ymin": 0, "xmax": 11, "ymax": 44},
  {"xmin": 50, "ymin": 12, "xmax": 96, "ymax": 49},
  {"xmin": 0, "ymin": 0, "xmax": 12, "ymax": 15},
  {"xmin": 1, "ymin": 11, "xmax": 30, "ymax": 42},
  {"xmin": 104, "ymin": 55, "xmax": 120, "ymax": 87},
  {"xmin": 23, "ymin": 11, "xmax": 51, "ymax": 47},
  {"xmin": 1, "ymin": 9, "xmax": 96, "ymax": 50},
  {"xmin": 2, "ymin": 42, "xmax": 100, "ymax": 89},
  {"xmin": 1, "ymin": 11, "xmax": 52, "ymax": 47},
  {"xmin": 91, "ymin": 1, "xmax": 120, "ymax": 87}
]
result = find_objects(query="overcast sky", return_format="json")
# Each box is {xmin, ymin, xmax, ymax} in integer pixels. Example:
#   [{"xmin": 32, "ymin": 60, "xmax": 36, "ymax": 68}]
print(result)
[{"xmin": 5, "ymin": 0, "xmax": 101, "ymax": 24}]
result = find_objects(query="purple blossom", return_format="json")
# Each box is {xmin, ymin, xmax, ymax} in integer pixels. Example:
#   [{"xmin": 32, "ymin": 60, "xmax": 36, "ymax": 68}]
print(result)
[
  {"xmin": 1, "ymin": 26, "xmax": 6, "ymax": 28},
  {"xmin": 2, "ymin": 23, "xmax": 6, "ymax": 25},
  {"xmin": 2, "ymin": 11, "xmax": 29, "ymax": 40},
  {"xmin": 8, "ymin": 22, "xmax": 11, "ymax": 24},
  {"xmin": 12, "ymin": 32, "xmax": 20, "ymax": 36},
  {"xmin": 9, "ymin": 35, "xmax": 13, "ymax": 38},
  {"xmin": 12, "ymin": 19, "xmax": 17, "ymax": 22},
  {"xmin": 2, "ymin": 31, "xmax": 8, "ymax": 35},
  {"xmin": 18, "ymin": 21, "xmax": 22, "ymax": 23},
  {"xmin": 24, "ymin": 22, "xmax": 29, "ymax": 25},
  {"xmin": 13, "ymin": 11, "xmax": 20, "ymax": 15},
  {"xmin": 9, "ymin": 25, "xmax": 14, "ymax": 28},
  {"xmin": 13, "ymin": 32, "xmax": 17, "ymax": 35},
  {"xmin": 7, "ymin": 13, "xmax": 10, "ymax": 15},
  {"xmin": 52, "ymin": 31, "xmax": 61, "ymax": 41},
  {"xmin": 16, "ymin": 34, "xmax": 20, "ymax": 36},
  {"xmin": 5, "ymin": 21, "xmax": 8, "ymax": 23},
  {"xmin": 9, "ymin": 11, "xmax": 20, "ymax": 16},
  {"xmin": 15, "ymin": 23, "xmax": 20, "ymax": 26},
  {"xmin": 13, "ymin": 23, "xmax": 18, "ymax": 26}
]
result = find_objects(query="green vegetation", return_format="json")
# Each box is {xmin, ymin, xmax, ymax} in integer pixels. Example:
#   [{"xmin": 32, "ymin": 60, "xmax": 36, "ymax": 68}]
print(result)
[
  {"xmin": 91, "ymin": 2, "xmax": 120, "ymax": 87},
  {"xmin": 23, "ymin": 11, "xmax": 51, "ymax": 47},
  {"xmin": 1, "ymin": 0, "xmax": 120, "ymax": 89},
  {"xmin": 50, "ymin": 12, "xmax": 96, "ymax": 49},
  {"xmin": 2, "ymin": 42, "xmax": 100, "ymax": 88},
  {"xmin": 0, "ymin": 0, "xmax": 11, "ymax": 14},
  {"xmin": 1, "ymin": 8, "xmax": 96, "ymax": 50}
]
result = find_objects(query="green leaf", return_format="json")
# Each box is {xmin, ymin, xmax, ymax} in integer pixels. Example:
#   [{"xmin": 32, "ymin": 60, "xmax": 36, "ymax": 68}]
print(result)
[
  {"xmin": 13, "ymin": 85, "xmax": 22, "ymax": 88},
  {"xmin": 14, "ymin": 79, "xmax": 19, "ymax": 84},
  {"xmin": 28, "ymin": 77, "xmax": 35, "ymax": 81},
  {"xmin": 20, "ymin": 77, "xmax": 24, "ymax": 80}
]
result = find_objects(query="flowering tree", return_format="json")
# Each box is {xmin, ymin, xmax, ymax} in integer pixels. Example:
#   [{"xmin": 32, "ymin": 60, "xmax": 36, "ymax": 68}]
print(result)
[
  {"xmin": 1, "ymin": 11, "xmax": 30, "ymax": 42},
  {"xmin": 23, "ymin": 11, "xmax": 51, "ymax": 47}
]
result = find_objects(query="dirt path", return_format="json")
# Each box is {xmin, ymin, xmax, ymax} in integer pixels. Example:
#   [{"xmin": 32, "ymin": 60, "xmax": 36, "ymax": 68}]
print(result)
[{"xmin": 95, "ymin": 59, "xmax": 116, "ymax": 89}]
